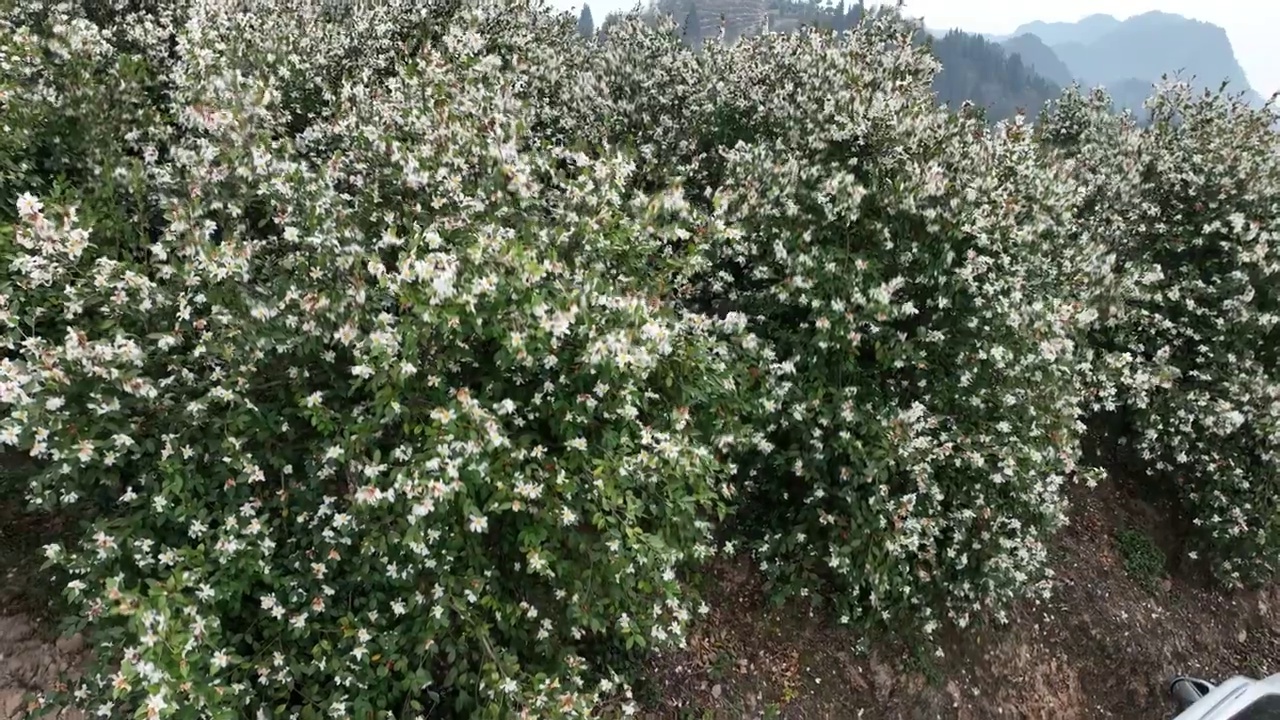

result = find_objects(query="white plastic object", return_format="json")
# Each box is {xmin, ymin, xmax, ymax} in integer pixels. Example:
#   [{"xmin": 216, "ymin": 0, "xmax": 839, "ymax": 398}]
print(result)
[{"xmin": 1174, "ymin": 675, "xmax": 1280, "ymax": 719}]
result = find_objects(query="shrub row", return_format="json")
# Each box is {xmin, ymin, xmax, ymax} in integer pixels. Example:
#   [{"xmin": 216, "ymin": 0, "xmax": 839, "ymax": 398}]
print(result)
[{"xmin": 1, "ymin": 1, "xmax": 1277, "ymax": 717}]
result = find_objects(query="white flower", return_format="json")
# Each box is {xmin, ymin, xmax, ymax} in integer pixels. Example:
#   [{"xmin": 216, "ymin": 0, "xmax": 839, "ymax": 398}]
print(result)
[
  {"xmin": 559, "ymin": 507, "xmax": 578, "ymax": 526},
  {"xmin": 467, "ymin": 514, "xmax": 488, "ymax": 533},
  {"xmin": 144, "ymin": 690, "xmax": 166, "ymax": 718},
  {"xmin": 16, "ymin": 192, "xmax": 42, "ymax": 217}
]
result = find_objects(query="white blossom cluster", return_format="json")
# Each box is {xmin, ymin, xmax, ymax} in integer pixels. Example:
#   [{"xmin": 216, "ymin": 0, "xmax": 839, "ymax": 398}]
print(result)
[
  {"xmin": 531, "ymin": 8, "xmax": 1111, "ymax": 636},
  {"xmin": 676, "ymin": 23, "xmax": 1104, "ymax": 634}
]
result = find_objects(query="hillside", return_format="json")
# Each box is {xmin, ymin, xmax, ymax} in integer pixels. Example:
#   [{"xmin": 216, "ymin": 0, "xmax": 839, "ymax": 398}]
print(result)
[
  {"xmin": 7, "ymin": 3, "xmax": 1280, "ymax": 720},
  {"xmin": 1001, "ymin": 33, "xmax": 1073, "ymax": 87},
  {"xmin": 928, "ymin": 30, "xmax": 1061, "ymax": 121},
  {"xmin": 1006, "ymin": 13, "xmax": 1120, "ymax": 46}
]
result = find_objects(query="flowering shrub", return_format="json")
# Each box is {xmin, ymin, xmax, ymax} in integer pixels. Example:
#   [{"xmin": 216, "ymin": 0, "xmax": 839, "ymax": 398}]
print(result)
[
  {"xmin": 697, "ymin": 25, "xmax": 1105, "ymax": 634},
  {"xmin": 1043, "ymin": 82, "xmax": 1280, "ymax": 585},
  {"xmin": 547, "ymin": 14, "xmax": 1106, "ymax": 635},
  {"xmin": 1, "ymin": 1, "xmax": 767, "ymax": 717},
  {"xmin": 7, "ymin": 0, "xmax": 1280, "ymax": 717}
]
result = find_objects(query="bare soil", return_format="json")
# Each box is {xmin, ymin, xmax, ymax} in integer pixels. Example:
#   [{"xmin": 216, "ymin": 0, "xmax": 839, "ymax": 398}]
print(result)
[
  {"xmin": 0, "ymin": 616, "xmax": 84, "ymax": 720},
  {"xmin": 0, "ymin": 458, "xmax": 83, "ymax": 720},
  {"xmin": 642, "ymin": 478, "xmax": 1280, "ymax": 719}
]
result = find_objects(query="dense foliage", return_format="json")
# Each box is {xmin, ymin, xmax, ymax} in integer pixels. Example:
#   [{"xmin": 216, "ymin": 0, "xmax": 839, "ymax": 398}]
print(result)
[
  {"xmin": 1041, "ymin": 84, "xmax": 1280, "ymax": 585},
  {"xmin": 697, "ymin": 33, "xmax": 1101, "ymax": 634},
  {"xmin": 561, "ymin": 11, "xmax": 1101, "ymax": 633},
  {"xmin": 2, "ymin": 1, "xmax": 1279, "ymax": 718},
  {"xmin": 2, "ymin": 1, "xmax": 766, "ymax": 717}
]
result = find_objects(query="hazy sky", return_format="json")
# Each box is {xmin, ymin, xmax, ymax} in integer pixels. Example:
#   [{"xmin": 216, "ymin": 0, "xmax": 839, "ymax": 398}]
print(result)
[{"xmin": 548, "ymin": 0, "xmax": 1280, "ymax": 98}]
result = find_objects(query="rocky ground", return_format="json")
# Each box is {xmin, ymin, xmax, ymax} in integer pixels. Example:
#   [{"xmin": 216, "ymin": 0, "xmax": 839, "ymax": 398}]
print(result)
[
  {"xmin": 643, "ymin": 479, "xmax": 1280, "ymax": 719},
  {"xmin": 0, "ymin": 617, "xmax": 83, "ymax": 720}
]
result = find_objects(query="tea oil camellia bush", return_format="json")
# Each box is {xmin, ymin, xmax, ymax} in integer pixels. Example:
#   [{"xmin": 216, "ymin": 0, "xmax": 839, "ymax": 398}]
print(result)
[
  {"xmin": 0, "ymin": 1, "xmax": 769, "ymax": 717},
  {"xmin": 518, "ymin": 10, "xmax": 1109, "ymax": 638},
  {"xmin": 1042, "ymin": 83, "xmax": 1280, "ymax": 586},
  {"xmin": 687, "ymin": 24, "xmax": 1107, "ymax": 635}
]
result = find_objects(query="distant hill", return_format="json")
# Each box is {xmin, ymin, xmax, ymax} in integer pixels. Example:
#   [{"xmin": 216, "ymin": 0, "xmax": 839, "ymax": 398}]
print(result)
[
  {"xmin": 1004, "ymin": 14, "xmax": 1119, "ymax": 46},
  {"xmin": 646, "ymin": 0, "xmax": 768, "ymax": 42},
  {"xmin": 1001, "ymin": 33, "xmax": 1073, "ymax": 87},
  {"xmin": 1004, "ymin": 12, "xmax": 1262, "ymax": 111},
  {"xmin": 927, "ymin": 30, "xmax": 1061, "ymax": 122},
  {"xmin": 1102, "ymin": 78, "xmax": 1160, "ymax": 114}
]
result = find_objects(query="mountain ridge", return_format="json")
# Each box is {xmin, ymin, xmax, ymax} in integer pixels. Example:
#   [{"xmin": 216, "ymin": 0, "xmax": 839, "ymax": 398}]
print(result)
[
  {"xmin": 999, "ymin": 11, "xmax": 1261, "ymax": 110},
  {"xmin": 1000, "ymin": 33, "xmax": 1073, "ymax": 88},
  {"xmin": 1005, "ymin": 13, "xmax": 1120, "ymax": 46}
]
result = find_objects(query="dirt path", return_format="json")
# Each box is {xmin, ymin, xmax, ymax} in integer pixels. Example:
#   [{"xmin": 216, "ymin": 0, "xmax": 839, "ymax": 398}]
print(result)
[
  {"xmin": 1, "ymin": 458, "xmax": 84, "ymax": 720},
  {"xmin": 645, "ymin": 479, "xmax": 1280, "ymax": 719}
]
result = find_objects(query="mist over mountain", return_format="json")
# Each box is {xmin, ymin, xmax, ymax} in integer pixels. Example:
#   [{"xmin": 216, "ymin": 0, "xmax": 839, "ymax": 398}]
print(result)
[
  {"xmin": 999, "ymin": 33, "xmax": 1073, "ymax": 88},
  {"xmin": 1002, "ymin": 14, "xmax": 1120, "ymax": 47},
  {"xmin": 1000, "ymin": 11, "xmax": 1262, "ymax": 112}
]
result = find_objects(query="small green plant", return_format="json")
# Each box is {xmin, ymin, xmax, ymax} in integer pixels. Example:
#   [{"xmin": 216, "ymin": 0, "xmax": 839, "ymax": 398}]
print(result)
[
  {"xmin": 1115, "ymin": 528, "xmax": 1167, "ymax": 590},
  {"xmin": 709, "ymin": 649, "xmax": 735, "ymax": 681},
  {"xmin": 903, "ymin": 645, "xmax": 945, "ymax": 688}
]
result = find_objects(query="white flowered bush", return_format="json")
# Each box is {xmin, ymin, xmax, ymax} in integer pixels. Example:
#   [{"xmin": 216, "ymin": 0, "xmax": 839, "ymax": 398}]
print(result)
[
  {"xmin": 1, "ymin": 1, "xmax": 767, "ymax": 717},
  {"xmin": 692, "ymin": 23, "xmax": 1106, "ymax": 634},
  {"xmin": 0, "ymin": 0, "xmax": 173, "ymax": 258},
  {"xmin": 1042, "ymin": 82, "xmax": 1280, "ymax": 585},
  {"xmin": 550, "ymin": 12, "xmax": 1107, "ymax": 635}
]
